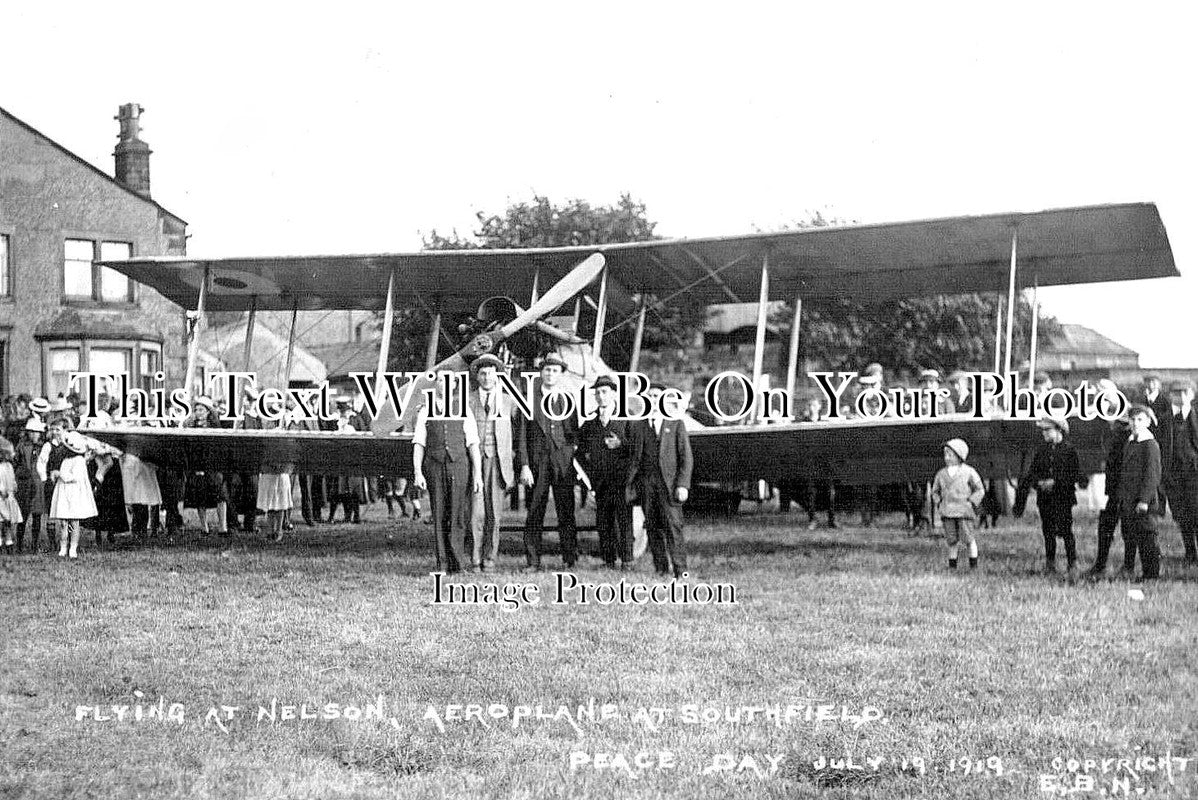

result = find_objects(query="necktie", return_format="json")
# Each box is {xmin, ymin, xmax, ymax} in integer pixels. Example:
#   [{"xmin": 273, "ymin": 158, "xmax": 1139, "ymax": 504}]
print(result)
[{"xmin": 484, "ymin": 393, "xmax": 491, "ymax": 418}]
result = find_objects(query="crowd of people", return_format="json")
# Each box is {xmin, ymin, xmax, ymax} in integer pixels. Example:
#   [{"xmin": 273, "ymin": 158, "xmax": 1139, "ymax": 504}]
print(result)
[{"xmin": 2, "ymin": 366, "xmax": 1194, "ymax": 583}]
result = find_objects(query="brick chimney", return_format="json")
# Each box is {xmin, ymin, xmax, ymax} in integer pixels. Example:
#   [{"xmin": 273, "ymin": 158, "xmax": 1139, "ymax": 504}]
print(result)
[{"xmin": 113, "ymin": 103, "xmax": 152, "ymax": 198}]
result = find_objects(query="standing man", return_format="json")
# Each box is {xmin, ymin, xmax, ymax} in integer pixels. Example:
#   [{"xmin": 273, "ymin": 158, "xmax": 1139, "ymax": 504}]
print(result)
[
  {"xmin": 1137, "ymin": 375, "xmax": 1170, "ymax": 435},
  {"xmin": 468, "ymin": 354, "xmax": 515, "ymax": 572},
  {"xmin": 413, "ymin": 379, "xmax": 482, "ymax": 573},
  {"xmin": 576, "ymin": 375, "xmax": 637, "ymax": 570},
  {"xmin": 632, "ymin": 383, "xmax": 693, "ymax": 578},
  {"xmin": 1159, "ymin": 378, "xmax": 1198, "ymax": 566},
  {"xmin": 516, "ymin": 353, "xmax": 579, "ymax": 572}
]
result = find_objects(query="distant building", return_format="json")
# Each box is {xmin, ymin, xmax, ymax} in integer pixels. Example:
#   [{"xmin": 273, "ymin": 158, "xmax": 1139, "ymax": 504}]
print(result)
[
  {"xmin": 1037, "ymin": 323, "xmax": 1139, "ymax": 374},
  {"xmin": 0, "ymin": 103, "xmax": 187, "ymax": 398}
]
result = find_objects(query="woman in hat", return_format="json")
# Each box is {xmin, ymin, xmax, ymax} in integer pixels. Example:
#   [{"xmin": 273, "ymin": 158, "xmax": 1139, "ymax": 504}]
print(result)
[
  {"xmin": 50, "ymin": 431, "xmax": 98, "ymax": 558},
  {"xmin": 0, "ymin": 436, "xmax": 24, "ymax": 554},
  {"xmin": 932, "ymin": 438, "xmax": 986, "ymax": 570},
  {"xmin": 15, "ymin": 418, "xmax": 46, "ymax": 552},
  {"xmin": 182, "ymin": 397, "xmax": 229, "ymax": 535}
]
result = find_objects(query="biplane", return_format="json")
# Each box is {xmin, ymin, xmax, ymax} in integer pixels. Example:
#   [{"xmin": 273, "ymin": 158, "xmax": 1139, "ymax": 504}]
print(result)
[{"xmin": 88, "ymin": 202, "xmax": 1177, "ymax": 493}]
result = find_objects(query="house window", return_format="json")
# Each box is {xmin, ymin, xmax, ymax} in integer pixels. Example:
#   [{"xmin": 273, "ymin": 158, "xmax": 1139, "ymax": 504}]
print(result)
[
  {"xmin": 49, "ymin": 348, "xmax": 81, "ymax": 400},
  {"xmin": 139, "ymin": 349, "xmax": 160, "ymax": 393},
  {"xmin": 63, "ymin": 238, "xmax": 135, "ymax": 302},
  {"xmin": 0, "ymin": 234, "xmax": 10, "ymax": 297},
  {"xmin": 64, "ymin": 239, "xmax": 94, "ymax": 298},
  {"xmin": 90, "ymin": 347, "xmax": 131, "ymax": 387},
  {"xmin": 99, "ymin": 242, "xmax": 132, "ymax": 302}
]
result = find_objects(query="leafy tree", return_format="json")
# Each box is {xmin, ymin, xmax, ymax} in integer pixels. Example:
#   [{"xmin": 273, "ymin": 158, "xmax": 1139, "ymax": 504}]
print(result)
[
  {"xmin": 393, "ymin": 195, "xmax": 707, "ymax": 371},
  {"xmin": 768, "ymin": 215, "xmax": 1060, "ymax": 382}
]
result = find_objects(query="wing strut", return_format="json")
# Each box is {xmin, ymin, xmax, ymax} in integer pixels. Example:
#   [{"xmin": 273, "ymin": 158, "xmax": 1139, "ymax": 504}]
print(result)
[
  {"xmin": 784, "ymin": 293, "xmax": 803, "ymax": 418},
  {"xmin": 1003, "ymin": 229, "xmax": 1018, "ymax": 377},
  {"xmin": 282, "ymin": 300, "xmax": 299, "ymax": 388},
  {"xmin": 377, "ymin": 270, "xmax": 396, "ymax": 377},
  {"xmin": 750, "ymin": 251, "xmax": 770, "ymax": 422},
  {"xmin": 629, "ymin": 299, "xmax": 647, "ymax": 373},
  {"xmin": 243, "ymin": 295, "xmax": 258, "ymax": 369},
  {"xmin": 183, "ymin": 265, "xmax": 210, "ymax": 400},
  {"xmin": 1028, "ymin": 274, "xmax": 1040, "ymax": 386},
  {"xmin": 591, "ymin": 264, "xmax": 609, "ymax": 359},
  {"xmin": 424, "ymin": 309, "xmax": 442, "ymax": 371}
]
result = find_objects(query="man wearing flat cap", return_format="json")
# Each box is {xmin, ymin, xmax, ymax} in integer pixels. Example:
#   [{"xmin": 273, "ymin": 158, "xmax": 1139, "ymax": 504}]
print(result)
[
  {"xmin": 468, "ymin": 354, "xmax": 516, "ymax": 572},
  {"xmin": 516, "ymin": 352, "xmax": 580, "ymax": 571},
  {"xmin": 1015, "ymin": 416, "xmax": 1081, "ymax": 577},
  {"xmin": 1159, "ymin": 378, "xmax": 1198, "ymax": 565},
  {"xmin": 576, "ymin": 375, "xmax": 637, "ymax": 570}
]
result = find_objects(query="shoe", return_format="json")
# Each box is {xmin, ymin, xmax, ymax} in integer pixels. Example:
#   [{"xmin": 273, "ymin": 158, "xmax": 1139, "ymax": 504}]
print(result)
[
  {"xmin": 827, "ymin": 520, "xmax": 839, "ymax": 529},
  {"xmin": 948, "ymin": 559, "xmax": 958, "ymax": 569},
  {"xmin": 674, "ymin": 568, "xmax": 688, "ymax": 580},
  {"xmin": 1067, "ymin": 564, "xmax": 1079, "ymax": 583},
  {"xmin": 619, "ymin": 563, "xmax": 633, "ymax": 572},
  {"xmin": 968, "ymin": 557, "xmax": 978, "ymax": 570},
  {"xmin": 806, "ymin": 520, "xmax": 818, "ymax": 531},
  {"xmin": 466, "ymin": 565, "xmax": 479, "ymax": 574},
  {"xmin": 519, "ymin": 565, "xmax": 543, "ymax": 574},
  {"xmin": 1044, "ymin": 562, "xmax": 1057, "ymax": 575}
]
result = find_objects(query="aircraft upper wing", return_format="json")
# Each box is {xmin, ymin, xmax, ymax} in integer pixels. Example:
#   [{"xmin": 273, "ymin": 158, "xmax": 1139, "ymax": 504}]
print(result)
[{"xmin": 101, "ymin": 203, "xmax": 1176, "ymax": 314}]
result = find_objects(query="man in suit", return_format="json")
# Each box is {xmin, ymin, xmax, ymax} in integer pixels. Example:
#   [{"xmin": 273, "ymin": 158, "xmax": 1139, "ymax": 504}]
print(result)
[
  {"xmin": 1014, "ymin": 417, "xmax": 1081, "ymax": 577},
  {"xmin": 1137, "ymin": 375, "xmax": 1170, "ymax": 434},
  {"xmin": 632, "ymin": 383, "xmax": 693, "ymax": 578},
  {"xmin": 516, "ymin": 353, "xmax": 579, "ymax": 572},
  {"xmin": 468, "ymin": 354, "xmax": 515, "ymax": 572},
  {"xmin": 576, "ymin": 375, "xmax": 637, "ymax": 570},
  {"xmin": 414, "ymin": 380, "xmax": 482, "ymax": 573},
  {"xmin": 1159, "ymin": 379, "xmax": 1198, "ymax": 565}
]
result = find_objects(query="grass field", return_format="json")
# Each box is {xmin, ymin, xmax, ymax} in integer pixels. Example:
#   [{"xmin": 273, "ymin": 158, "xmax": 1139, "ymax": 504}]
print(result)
[{"xmin": 2, "ymin": 503, "xmax": 1196, "ymax": 799}]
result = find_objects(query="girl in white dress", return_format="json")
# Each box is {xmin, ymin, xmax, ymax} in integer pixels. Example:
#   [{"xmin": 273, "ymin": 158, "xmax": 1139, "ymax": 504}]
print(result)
[
  {"xmin": 0, "ymin": 438, "xmax": 24, "ymax": 553},
  {"xmin": 51, "ymin": 432, "xmax": 98, "ymax": 559}
]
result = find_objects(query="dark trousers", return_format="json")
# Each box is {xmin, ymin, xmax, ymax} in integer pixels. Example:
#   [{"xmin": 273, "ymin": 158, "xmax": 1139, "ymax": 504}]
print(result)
[
  {"xmin": 298, "ymin": 475, "xmax": 317, "ymax": 523},
  {"xmin": 797, "ymin": 480, "xmax": 836, "ymax": 523},
  {"xmin": 1040, "ymin": 504, "xmax": 1076, "ymax": 566},
  {"xmin": 236, "ymin": 472, "xmax": 258, "ymax": 530},
  {"xmin": 594, "ymin": 485, "xmax": 633, "ymax": 565},
  {"xmin": 524, "ymin": 470, "xmax": 577, "ymax": 567},
  {"xmin": 130, "ymin": 504, "xmax": 161, "ymax": 535},
  {"xmin": 159, "ymin": 470, "xmax": 184, "ymax": 530},
  {"xmin": 1122, "ymin": 509, "xmax": 1160, "ymax": 578},
  {"xmin": 426, "ymin": 457, "xmax": 469, "ymax": 573},
  {"xmin": 643, "ymin": 476, "xmax": 686, "ymax": 575},
  {"xmin": 1165, "ymin": 473, "xmax": 1198, "ymax": 561},
  {"xmin": 1094, "ymin": 499, "xmax": 1121, "ymax": 571}
]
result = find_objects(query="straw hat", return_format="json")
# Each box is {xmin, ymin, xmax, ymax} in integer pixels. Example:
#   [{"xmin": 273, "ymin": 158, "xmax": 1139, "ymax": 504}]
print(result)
[
  {"xmin": 64, "ymin": 431, "xmax": 89, "ymax": 455},
  {"xmin": 943, "ymin": 438, "xmax": 969, "ymax": 462}
]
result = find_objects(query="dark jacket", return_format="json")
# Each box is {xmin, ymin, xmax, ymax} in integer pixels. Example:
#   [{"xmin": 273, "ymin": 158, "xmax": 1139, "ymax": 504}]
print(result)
[
  {"xmin": 1015, "ymin": 440, "xmax": 1080, "ymax": 514},
  {"xmin": 630, "ymin": 418, "xmax": 693, "ymax": 503},
  {"xmin": 1102, "ymin": 420, "xmax": 1131, "ymax": 499},
  {"xmin": 576, "ymin": 416, "xmax": 636, "ymax": 495},
  {"xmin": 1158, "ymin": 406, "xmax": 1198, "ymax": 479},
  {"xmin": 1117, "ymin": 436, "xmax": 1162, "ymax": 513},
  {"xmin": 514, "ymin": 385, "xmax": 577, "ymax": 482}
]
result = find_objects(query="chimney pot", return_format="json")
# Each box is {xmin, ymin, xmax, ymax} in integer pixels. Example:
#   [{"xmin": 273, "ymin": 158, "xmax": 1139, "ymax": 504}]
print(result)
[{"xmin": 114, "ymin": 103, "xmax": 152, "ymax": 198}]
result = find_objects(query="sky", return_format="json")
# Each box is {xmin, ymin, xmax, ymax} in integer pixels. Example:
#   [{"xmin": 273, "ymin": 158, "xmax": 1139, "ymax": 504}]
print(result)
[{"xmin": 2, "ymin": 1, "xmax": 1194, "ymax": 366}]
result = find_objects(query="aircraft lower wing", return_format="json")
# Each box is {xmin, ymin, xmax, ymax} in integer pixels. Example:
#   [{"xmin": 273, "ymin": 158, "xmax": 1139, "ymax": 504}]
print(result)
[
  {"xmin": 89, "ymin": 415, "xmax": 1108, "ymax": 487},
  {"xmin": 88, "ymin": 428, "xmax": 415, "ymax": 476},
  {"xmin": 690, "ymin": 415, "xmax": 1108, "ymax": 485}
]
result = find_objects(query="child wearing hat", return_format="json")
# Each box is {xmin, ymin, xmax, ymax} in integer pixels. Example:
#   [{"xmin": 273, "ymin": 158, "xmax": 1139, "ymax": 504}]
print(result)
[
  {"xmin": 932, "ymin": 438, "xmax": 985, "ymax": 569},
  {"xmin": 0, "ymin": 437, "xmax": 24, "ymax": 554},
  {"xmin": 1015, "ymin": 417, "xmax": 1082, "ymax": 577},
  {"xmin": 50, "ymin": 432, "xmax": 98, "ymax": 558},
  {"xmin": 14, "ymin": 418, "xmax": 46, "ymax": 553}
]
